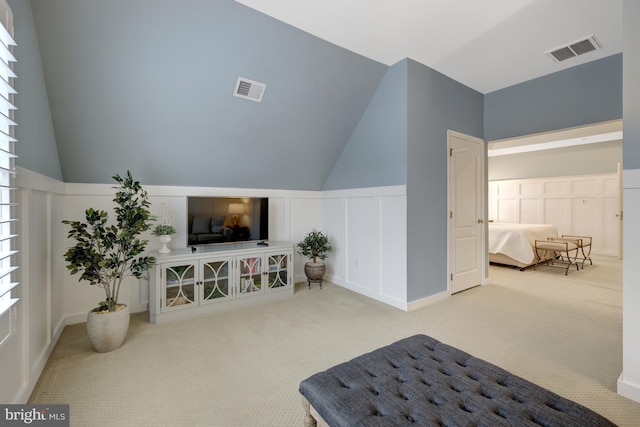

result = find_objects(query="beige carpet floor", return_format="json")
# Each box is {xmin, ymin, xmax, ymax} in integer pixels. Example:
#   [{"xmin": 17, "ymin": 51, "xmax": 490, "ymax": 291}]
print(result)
[{"xmin": 29, "ymin": 255, "xmax": 640, "ymax": 426}]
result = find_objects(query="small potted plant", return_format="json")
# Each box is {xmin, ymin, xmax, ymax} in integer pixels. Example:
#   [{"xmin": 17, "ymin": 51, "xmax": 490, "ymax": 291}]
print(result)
[
  {"xmin": 152, "ymin": 224, "xmax": 176, "ymax": 253},
  {"xmin": 297, "ymin": 229, "xmax": 333, "ymax": 286}
]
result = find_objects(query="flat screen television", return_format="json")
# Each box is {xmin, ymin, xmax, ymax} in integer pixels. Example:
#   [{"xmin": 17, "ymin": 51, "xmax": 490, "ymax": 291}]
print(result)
[{"xmin": 187, "ymin": 196, "xmax": 268, "ymax": 246}]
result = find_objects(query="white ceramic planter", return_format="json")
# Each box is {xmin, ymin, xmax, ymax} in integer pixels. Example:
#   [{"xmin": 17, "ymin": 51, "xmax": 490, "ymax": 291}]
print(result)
[
  {"xmin": 157, "ymin": 235, "xmax": 172, "ymax": 253},
  {"xmin": 86, "ymin": 305, "xmax": 130, "ymax": 352}
]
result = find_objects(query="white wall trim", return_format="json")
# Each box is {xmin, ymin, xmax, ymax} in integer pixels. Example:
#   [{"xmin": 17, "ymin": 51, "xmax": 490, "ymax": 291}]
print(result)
[
  {"xmin": 9, "ymin": 172, "xmax": 67, "ymax": 404},
  {"xmin": 15, "ymin": 167, "xmax": 65, "ymax": 194},
  {"xmin": 321, "ymin": 185, "xmax": 405, "ymax": 198},
  {"xmin": 14, "ymin": 171, "xmax": 411, "ymax": 404},
  {"xmin": 65, "ymin": 181, "xmax": 320, "ymax": 198},
  {"xmin": 621, "ymin": 176, "xmax": 640, "ymax": 404},
  {"xmin": 317, "ymin": 185, "xmax": 408, "ymax": 309},
  {"xmin": 618, "ymin": 374, "xmax": 640, "ymax": 403},
  {"xmin": 406, "ymin": 290, "xmax": 450, "ymax": 311},
  {"xmin": 327, "ymin": 273, "xmax": 408, "ymax": 311},
  {"xmin": 488, "ymin": 173, "xmax": 620, "ymax": 255},
  {"xmin": 15, "ymin": 314, "xmax": 66, "ymax": 403},
  {"xmin": 64, "ymin": 312, "xmax": 87, "ymax": 325}
]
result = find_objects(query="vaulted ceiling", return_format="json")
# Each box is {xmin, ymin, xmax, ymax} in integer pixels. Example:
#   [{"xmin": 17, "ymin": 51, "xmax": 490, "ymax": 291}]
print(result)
[
  {"xmin": 235, "ymin": 0, "xmax": 623, "ymax": 94},
  {"xmin": 19, "ymin": 0, "xmax": 622, "ymax": 186}
]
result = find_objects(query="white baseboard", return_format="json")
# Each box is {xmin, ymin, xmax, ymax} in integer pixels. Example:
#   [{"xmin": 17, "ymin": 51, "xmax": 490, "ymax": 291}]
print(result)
[
  {"xmin": 65, "ymin": 312, "xmax": 87, "ymax": 325},
  {"xmin": 65, "ymin": 302, "xmax": 150, "ymax": 326},
  {"xmin": 406, "ymin": 291, "xmax": 450, "ymax": 311},
  {"xmin": 15, "ymin": 316, "xmax": 66, "ymax": 403},
  {"xmin": 50, "ymin": 316, "xmax": 65, "ymax": 347},
  {"xmin": 313, "ymin": 274, "xmax": 409, "ymax": 311},
  {"xmin": 617, "ymin": 372, "xmax": 640, "ymax": 403},
  {"xmin": 130, "ymin": 303, "xmax": 148, "ymax": 314},
  {"xmin": 297, "ymin": 273, "xmax": 448, "ymax": 312}
]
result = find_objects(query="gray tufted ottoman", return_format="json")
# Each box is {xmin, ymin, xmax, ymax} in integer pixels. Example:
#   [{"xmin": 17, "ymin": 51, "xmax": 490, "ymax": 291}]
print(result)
[{"xmin": 299, "ymin": 334, "xmax": 616, "ymax": 426}]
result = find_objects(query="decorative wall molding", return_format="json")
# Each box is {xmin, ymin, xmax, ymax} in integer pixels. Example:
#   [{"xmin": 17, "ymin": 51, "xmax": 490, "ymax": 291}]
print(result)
[
  {"xmin": 320, "ymin": 186, "xmax": 407, "ymax": 309},
  {"xmin": 489, "ymin": 173, "xmax": 620, "ymax": 255},
  {"xmin": 13, "ymin": 168, "xmax": 409, "ymax": 405},
  {"xmin": 620, "ymin": 169, "xmax": 640, "ymax": 403}
]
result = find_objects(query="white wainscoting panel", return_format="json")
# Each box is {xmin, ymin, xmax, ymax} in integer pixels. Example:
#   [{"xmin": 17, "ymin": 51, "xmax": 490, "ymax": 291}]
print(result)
[
  {"xmin": 544, "ymin": 199, "xmax": 570, "ymax": 233},
  {"xmin": 321, "ymin": 197, "xmax": 346, "ymax": 285},
  {"xmin": 27, "ymin": 190, "xmax": 51, "ymax": 380},
  {"xmin": 380, "ymin": 196, "xmax": 407, "ymax": 303},
  {"xmin": 346, "ymin": 196, "xmax": 380, "ymax": 293},
  {"xmin": 489, "ymin": 173, "xmax": 620, "ymax": 255},
  {"xmin": 61, "ymin": 186, "xmax": 320, "ymax": 322},
  {"xmin": 9, "ymin": 168, "xmax": 66, "ymax": 404},
  {"xmin": 321, "ymin": 186, "xmax": 407, "ymax": 309},
  {"xmin": 520, "ymin": 198, "xmax": 540, "ymax": 224},
  {"xmin": 619, "ymin": 169, "xmax": 640, "ymax": 403},
  {"xmin": 520, "ymin": 182, "xmax": 539, "ymax": 195},
  {"xmin": 289, "ymin": 195, "xmax": 322, "ymax": 282},
  {"xmin": 497, "ymin": 199, "xmax": 517, "ymax": 223},
  {"xmin": 268, "ymin": 196, "xmax": 288, "ymax": 241},
  {"xmin": 10, "ymin": 169, "xmax": 407, "ymax": 404},
  {"xmin": 545, "ymin": 180, "xmax": 568, "ymax": 195},
  {"xmin": 0, "ymin": 304, "xmax": 22, "ymax": 403}
]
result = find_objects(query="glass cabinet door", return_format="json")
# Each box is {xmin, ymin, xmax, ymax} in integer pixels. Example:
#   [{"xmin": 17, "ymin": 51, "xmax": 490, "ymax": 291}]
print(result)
[
  {"xmin": 201, "ymin": 258, "xmax": 232, "ymax": 303},
  {"xmin": 267, "ymin": 252, "xmax": 290, "ymax": 290},
  {"xmin": 237, "ymin": 255, "xmax": 263, "ymax": 296},
  {"xmin": 163, "ymin": 262, "xmax": 196, "ymax": 309}
]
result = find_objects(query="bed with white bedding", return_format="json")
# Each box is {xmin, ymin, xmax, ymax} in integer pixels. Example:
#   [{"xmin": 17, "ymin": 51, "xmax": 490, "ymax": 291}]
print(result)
[{"xmin": 489, "ymin": 223, "xmax": 559, "ymax": 269}]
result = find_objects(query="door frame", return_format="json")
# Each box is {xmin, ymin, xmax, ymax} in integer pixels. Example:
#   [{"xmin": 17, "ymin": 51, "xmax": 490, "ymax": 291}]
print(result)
[{"xmin": 447, "ymin": 130, "xmax": 486, "ymax": 294}]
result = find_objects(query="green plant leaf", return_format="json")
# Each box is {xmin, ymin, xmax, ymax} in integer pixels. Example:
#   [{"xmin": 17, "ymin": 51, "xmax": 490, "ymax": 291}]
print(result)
[
  {"xmin": 62, "ymin": 170, "xmax": 156, "ymax": 310},
  {"xmin": 296, "ymin": 229, "xmax": 333, "ymax": 262}
]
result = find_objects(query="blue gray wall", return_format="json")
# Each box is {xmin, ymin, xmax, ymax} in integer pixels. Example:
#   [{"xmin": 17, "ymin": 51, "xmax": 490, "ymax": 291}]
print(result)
[
  {"xmin": 323, "ymin": 60, "xmax": 408, "ymax": 190},
  {"xmin": 406, "ymin": 59, "xmax": 483, "ymax": 301},
  {"xmin": 26, "ymin": 0, "xmax": 387, "ymax": 189},
  {"xmin": 485, "ymin": 54, "xmax": 622, "ymax": 142},
  {"xmin": 8, "ymin": 0, "xmax": 62, "ymax": 180},
  {"xmin": 323, "ymin": 57, "xmax": 484, "ymax": 302}
]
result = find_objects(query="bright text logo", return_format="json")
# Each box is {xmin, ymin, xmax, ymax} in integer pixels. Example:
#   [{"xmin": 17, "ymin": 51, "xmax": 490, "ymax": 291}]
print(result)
[{"xmin": 0, "ymin": 405, "xmax": 69, "ymax": 426}]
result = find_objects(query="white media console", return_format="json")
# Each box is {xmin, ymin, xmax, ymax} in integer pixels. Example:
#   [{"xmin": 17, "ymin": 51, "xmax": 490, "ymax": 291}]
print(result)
[{"xmin": 149, "ymin": 241, "xmax": 294, "ymax": 323}]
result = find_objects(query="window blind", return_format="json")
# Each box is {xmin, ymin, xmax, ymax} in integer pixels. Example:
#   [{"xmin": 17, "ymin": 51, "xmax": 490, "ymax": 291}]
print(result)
[{"xmin": 0, "ymin": 5, "xmax": 17, "ymax": 337}]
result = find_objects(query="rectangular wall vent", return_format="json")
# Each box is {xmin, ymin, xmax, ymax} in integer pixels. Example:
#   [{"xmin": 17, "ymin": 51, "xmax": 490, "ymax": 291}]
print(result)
[
  {"xmin": 545, "ymin": 35, "xmax": 601, "ymax": 63},
  {"xmin": 233, "ymin": 77, "xmax": 266, "ymax": 103}
]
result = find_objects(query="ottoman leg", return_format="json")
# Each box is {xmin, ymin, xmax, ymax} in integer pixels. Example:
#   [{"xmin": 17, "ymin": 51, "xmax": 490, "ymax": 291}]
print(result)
[{"xmin": 301, "ymin": 396, "xmax": 317, "ymax": 427}]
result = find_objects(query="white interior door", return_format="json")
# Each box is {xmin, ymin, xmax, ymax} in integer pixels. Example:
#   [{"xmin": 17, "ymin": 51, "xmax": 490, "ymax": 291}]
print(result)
[
  {"xmin": 618, "ymin": 162, "xmax": 623, "ymax": 259},
  {"xmin": 449, "ymin": 131, "xmax": 484, "ymax": 294}
]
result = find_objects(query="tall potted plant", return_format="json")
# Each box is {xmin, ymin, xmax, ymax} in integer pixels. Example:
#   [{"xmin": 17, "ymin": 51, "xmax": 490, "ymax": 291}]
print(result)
[
  {"xmin": 296, "ymin": 229, "xmax": 333, "ymax": 285},
  {"xmin": 62, "ymin": 171, "xmax": 156, "ymax": 352}
]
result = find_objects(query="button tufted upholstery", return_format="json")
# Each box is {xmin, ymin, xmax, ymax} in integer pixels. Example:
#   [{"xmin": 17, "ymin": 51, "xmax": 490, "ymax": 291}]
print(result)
[{"xmin": 299, "ymin": 335, "xmax": 616, "ymax": 427}]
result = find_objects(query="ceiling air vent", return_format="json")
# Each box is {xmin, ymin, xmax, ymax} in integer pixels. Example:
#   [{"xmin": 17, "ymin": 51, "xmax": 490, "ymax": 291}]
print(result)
[
  {"xmin": 545, "ymin": 35, "xmax": 601, "ymax": 63},
  {"xmin": 233, "ymin": 77, "xmax": 266, "ymax": 103}
]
